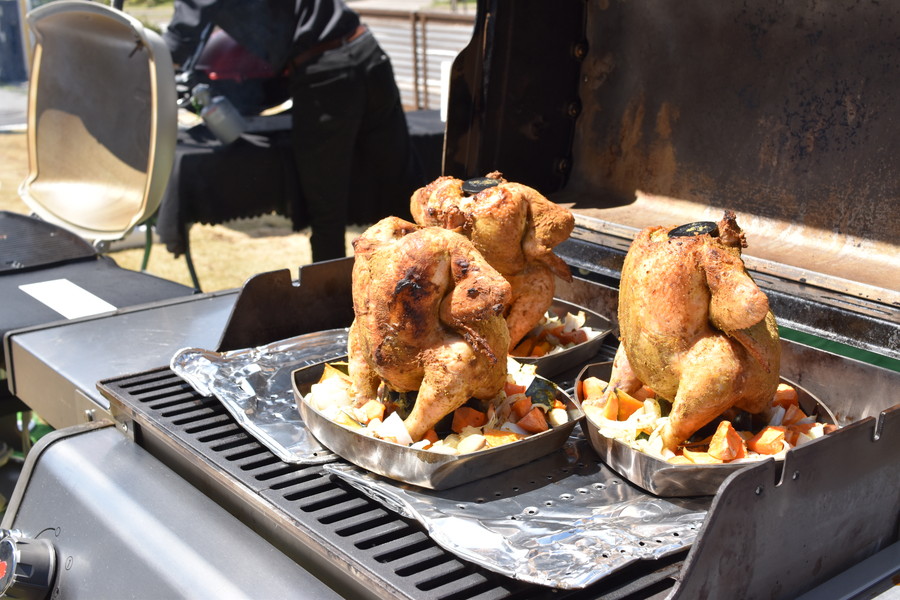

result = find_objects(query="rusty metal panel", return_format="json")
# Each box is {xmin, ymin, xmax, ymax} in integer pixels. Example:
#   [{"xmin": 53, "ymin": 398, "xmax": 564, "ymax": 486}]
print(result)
[
  {"xmin": 446, "ymin": 0, "xmax": 899, "ymax": 345},
  {"xmin": 566, "ymin": 0, "xmax": 899, "ymax": 302}
]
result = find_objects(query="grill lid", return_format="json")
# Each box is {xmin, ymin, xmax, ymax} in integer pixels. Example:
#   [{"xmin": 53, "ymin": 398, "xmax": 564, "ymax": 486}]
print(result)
[
  {"xmin": 18, "ymin": 0, "xmax": 176, "ymax": 242},
  {"xmin": 445, "ymin": 0, "xmax": 899, "ymax": 313}
]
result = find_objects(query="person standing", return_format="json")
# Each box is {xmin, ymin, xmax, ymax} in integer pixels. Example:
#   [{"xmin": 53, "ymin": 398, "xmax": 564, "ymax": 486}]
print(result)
[{"xmin": 164, "ymin": 0, "xmax": 424, "ymax": 262}]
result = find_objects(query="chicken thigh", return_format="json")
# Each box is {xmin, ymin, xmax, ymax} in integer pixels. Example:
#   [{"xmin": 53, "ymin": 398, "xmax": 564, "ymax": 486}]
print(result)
[
  {"xmin": 348, "ymin": 216, "xmax": 512, "ymax": 441},
  {"xmin": 409, "ymin": 172, "xmax": 574, "ymax": 349},
  {"xmin": 612, "ymin": 211, "xmax": 781, "ymax": 450}
]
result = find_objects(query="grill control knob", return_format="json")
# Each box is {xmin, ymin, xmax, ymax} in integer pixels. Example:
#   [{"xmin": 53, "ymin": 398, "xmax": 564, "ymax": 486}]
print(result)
[{"xmin": 0, "ymin": 533, "xmax": 57, "ymax": 600}]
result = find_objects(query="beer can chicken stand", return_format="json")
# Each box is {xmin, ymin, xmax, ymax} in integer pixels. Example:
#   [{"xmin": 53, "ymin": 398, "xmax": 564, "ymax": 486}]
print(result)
[
  {"xmin": 606, "ymin": 211, "xmax": 781, "ymax": 451},
  {"xmin": 347, "ymin": 216, "xmax": 512, "ymax": 442},
  {"xmin": 410, "ymin": 172, "xmax": 575, "ymax": 350}
]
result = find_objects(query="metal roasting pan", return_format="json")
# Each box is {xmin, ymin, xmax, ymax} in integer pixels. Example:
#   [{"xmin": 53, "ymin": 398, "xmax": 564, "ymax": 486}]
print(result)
[
  {"xmin": 511, "ymin": 298, "xmax": 612, "ymax": 377},
  {"xmin": 574, "ymin": 361, "xmax": 838, "ymax": 497},
  {"xmin": 293, "ymin": 359, "xmax": 583, "ymax": 490}
]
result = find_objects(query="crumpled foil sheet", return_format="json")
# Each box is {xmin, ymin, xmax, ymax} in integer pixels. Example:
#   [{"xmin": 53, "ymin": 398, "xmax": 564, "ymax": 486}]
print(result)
[
  {"xmin": 325, "ymin": 435, "xmax": 711, "ymax": 590},
  {"xmin": 170, "ymin": 329, "xmax": 348, "ymax": 464},
  {"xmin": 171, "ymin": 329, "xmax": 710, "ymax": 589}
]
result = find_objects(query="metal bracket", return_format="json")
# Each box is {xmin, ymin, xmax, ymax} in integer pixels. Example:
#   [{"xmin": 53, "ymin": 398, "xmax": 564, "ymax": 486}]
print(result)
[
  {"xmin": 216, "ymin": 258, "xmax": 355, "ymax": 352},
  {"xmin": 673, "ymin": 404, "xmax": 900, "ymax": 599}
]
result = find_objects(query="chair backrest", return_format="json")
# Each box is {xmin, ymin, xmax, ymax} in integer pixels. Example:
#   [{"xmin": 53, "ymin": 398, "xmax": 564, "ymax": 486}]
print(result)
[{"xmin": 18, "ymin": 0, "xmax": 176, "ymax": 242}]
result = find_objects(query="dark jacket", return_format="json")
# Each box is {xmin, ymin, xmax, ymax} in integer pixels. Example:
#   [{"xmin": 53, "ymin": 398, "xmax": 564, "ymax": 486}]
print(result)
[{"xmin": 163, "ymin": 0, "xmax": 360, "ymax": 70}]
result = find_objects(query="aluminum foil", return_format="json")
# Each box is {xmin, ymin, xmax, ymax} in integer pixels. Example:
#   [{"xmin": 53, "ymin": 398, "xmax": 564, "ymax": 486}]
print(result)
[
  {"xmin": 170, "ymin": 329, "xmax": 349, "ymax": 464},
  {"xmin": 325, "ymin": 434, "xmax": 711, "ymax": 590},
  {"xmin": 171, "ymin": 328, "xmax": 710, "ymax": 589}
]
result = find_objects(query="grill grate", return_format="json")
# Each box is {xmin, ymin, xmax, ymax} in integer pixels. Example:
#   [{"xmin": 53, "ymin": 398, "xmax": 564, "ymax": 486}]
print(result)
[
  {"xmin": 100, "ymin": 367, "xmax": 683, "ymax": 600},
  {"xmin": 0, "ymin": 211, "xmax": 96, "ymax": 273}
]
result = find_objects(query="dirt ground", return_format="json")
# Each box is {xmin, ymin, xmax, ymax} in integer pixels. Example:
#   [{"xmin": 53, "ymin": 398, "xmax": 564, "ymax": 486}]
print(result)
[{"xmin": 0, "ymin": 130, "xmax": 364, "ymax": 292}]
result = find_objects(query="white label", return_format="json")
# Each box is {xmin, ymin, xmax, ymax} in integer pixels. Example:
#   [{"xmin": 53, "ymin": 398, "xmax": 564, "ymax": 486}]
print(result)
[{"xmin": 19, "ymin": 279, "xmax": 117, "ymax": 319}]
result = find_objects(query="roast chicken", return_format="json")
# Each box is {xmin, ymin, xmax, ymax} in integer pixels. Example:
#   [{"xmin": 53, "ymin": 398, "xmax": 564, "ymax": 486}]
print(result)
[
  {"xmin": 348, "ymin": 216, "xmax": 512, "ymax": 441},
  {"xmin": 409, "ymin": 172, "xmax": 575, "ymax": 350},
  {"xmin": 609, "ymin": 211, "xmax": 781, "ymax": 450}
]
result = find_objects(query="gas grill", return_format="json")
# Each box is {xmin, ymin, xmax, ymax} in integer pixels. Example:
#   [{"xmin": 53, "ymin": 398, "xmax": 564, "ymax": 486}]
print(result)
[
  {"xmin": 2, "ymin": 0, "xmax": 899, "ymax": 598},
  {"xmin": 94, "ymin": 357, "xmax": 689, "ymax": 600}
]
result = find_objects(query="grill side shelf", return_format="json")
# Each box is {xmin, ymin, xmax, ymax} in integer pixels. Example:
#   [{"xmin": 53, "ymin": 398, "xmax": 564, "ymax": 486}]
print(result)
[{"xmin": 98, "ymin": 368, "xmax": 684, "ymax": 600}]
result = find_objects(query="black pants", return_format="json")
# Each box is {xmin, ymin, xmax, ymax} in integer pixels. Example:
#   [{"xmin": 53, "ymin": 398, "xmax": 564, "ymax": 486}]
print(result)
[{"xmin": 289, "ymin": 30, "xmax": 423, "ymax": 262}]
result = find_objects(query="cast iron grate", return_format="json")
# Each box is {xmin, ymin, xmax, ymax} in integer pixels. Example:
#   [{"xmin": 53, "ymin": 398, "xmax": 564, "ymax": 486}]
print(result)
[{"xmin": 100, "ymin": 367, "xmax": 682, "ymax": 600}]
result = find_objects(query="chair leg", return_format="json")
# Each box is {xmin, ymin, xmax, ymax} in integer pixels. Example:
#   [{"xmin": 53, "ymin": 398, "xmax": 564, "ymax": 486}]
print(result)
[
  {"xmin": 140, "ymin": 223, "xmax": 153, "ymax": 271},
  {"xmin": 19, "ymin": 411, "xmax": 32, "ymax": 457},
  {"xmin": 140, "ymin": 218, "xmax": 201, "ymax": 291},
  {"xmin": 184, "ymin": 244, "xmax": 202, "ymax": 291}
]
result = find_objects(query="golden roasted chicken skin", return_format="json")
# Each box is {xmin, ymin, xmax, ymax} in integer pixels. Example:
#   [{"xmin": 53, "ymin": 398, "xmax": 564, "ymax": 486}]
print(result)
[
  {"xmin": 612, "ymin": 211, "xmax": 781, "ymax": 450},
  {"xmin": 409, "ymin": 172, "xmax": 574, "ymax": 349},
  {"xmin": 348, "ymin": 216, "xmax": 512, "ymax": 441}
]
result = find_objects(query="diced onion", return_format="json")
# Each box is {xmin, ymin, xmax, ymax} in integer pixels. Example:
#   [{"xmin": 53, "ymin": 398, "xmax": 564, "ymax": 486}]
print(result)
[{"xmin": 374, "ymin": 412, "xmax": 413, "ymax": 446}]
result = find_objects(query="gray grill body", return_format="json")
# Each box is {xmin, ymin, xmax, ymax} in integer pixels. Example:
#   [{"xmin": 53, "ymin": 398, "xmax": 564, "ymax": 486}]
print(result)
[
  {"xmin": 89, "ymin": 357, "xmax": 686, "ymax": 600},
  {"xmin": 0, "ymin": 422, "xmax": 345, "ymax": 600}
]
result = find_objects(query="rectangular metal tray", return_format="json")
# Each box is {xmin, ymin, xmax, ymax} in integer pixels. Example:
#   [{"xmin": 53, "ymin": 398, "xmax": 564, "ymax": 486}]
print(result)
[
  {"xmin": 574, "ymin": 361, "xmax": 837, "ymax": 497},
  {"xmin": 293, "ymin": 359, "xmax": 582, "ymax": 490},
  {"xmin": 512, "ymin": 298, "xmax": 612, "ymax": 377}
]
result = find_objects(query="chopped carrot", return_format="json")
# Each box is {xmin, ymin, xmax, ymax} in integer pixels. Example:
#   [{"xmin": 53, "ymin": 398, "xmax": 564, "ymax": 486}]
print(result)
[
  {"xmin": 785, "ymin": 422, "xmax": 816, "ymax": 445},
  {"xmin": 483, "ymin": 428, "xmax": 526, "ymax": 447},
  {"xmin": 747, "ymin": 426, "xmax": 786, "ymax": 454},
  {"xmin": 422, "ymin": 429, "xmax": 440, "ymax": 450},
  {"xmin": 531, "ymin": 340, "xmax": 553, "ymax": 357},
  {"xmin": 681, "ymin": 448, "xmax": 724, "ymax": 464},
  {"xmin": 572, "ymin": 329, "xmax": 589, "ymax": 344},
  {"xmin": 773, "ymin": 383, "xmax": 799, "ymax": 409},
  {"xmin": 632, "ymin": 385, "xmax": 656, "ymax": 401},
  {"xmin": 451, "ymin": 406, "xmax": 487, "ymax": 433},
  {"xmin": 788, "ymin": 422, "xmax": 816, "ymax": 434},
  {"xmin": 353, "ymin": 399, "xmax": 385, "ymax": 424},
  {"xmin": 581, "ymin": 377, "xmax": 608, "ymax": 400},
  {"xmin": 505, "ymin": 381, "xmax": 527, "ymax": 396},
  {"xmin": 558, "ymin": 328, "xmax": 588, "ymax": 345},
  {"xmin": 516, "ymin": 407, "xmax": 549, "ymax": 433},
  {"xmin": 542, "ymin": 325, "xmax": 565, "ymax": 341},
  {"xmin": 601, "ymin": 392, "xmax": 619, "ymax": 421},
  {"xmin": 781, "ymin": 404, "xmax": 808, "ymax": 426},
  {"xmin": 615, "ymin": 389, "xmax": 644, "ymax": 421},
  {"xmin": 668, "ymin": 455, "xmax": 694, "ymax": 465},
  {"xmin": 511, "ymin": 396, "xmax": 533, "ymax": 420},
  {"xmin": 510, "ymin": 338, "xmax": 535, "ymax": 357},
  {"xmin": 551, "ymin": 399, "xmax": 566, "ymax": 410},
  {"xmin": 823, "ymin": 423, "xmax": 839, "ymax": 435},
  {"xmin": 784, "ymin": 429, "xmax": 799, "ymax": 446},
  {"xmin": 707, "ymin": 421, "xmax": 747, "ymax": 461}
]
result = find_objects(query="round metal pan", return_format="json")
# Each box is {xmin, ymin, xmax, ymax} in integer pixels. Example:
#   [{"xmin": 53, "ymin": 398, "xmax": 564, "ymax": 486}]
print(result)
[
  {"xmin": 574, "ymin": 361, "xmax": 838, "ymax": 497},
  {"xmin": 511, "ymin": 299, "xmax": 613, "ymax": 378},
  {"xmin": 293, "ymin": 359, "xmax": 583, "ymax": 490}
]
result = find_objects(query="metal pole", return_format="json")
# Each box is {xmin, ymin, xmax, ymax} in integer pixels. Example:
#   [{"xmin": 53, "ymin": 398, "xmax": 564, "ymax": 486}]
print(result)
[
  {"xmin": 420, "ymin": 13, "xmax": 429, "ymax": 109},
  {"xmin": 409, "ymin": 11, "xmax": 421, "ymax": 110}
]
